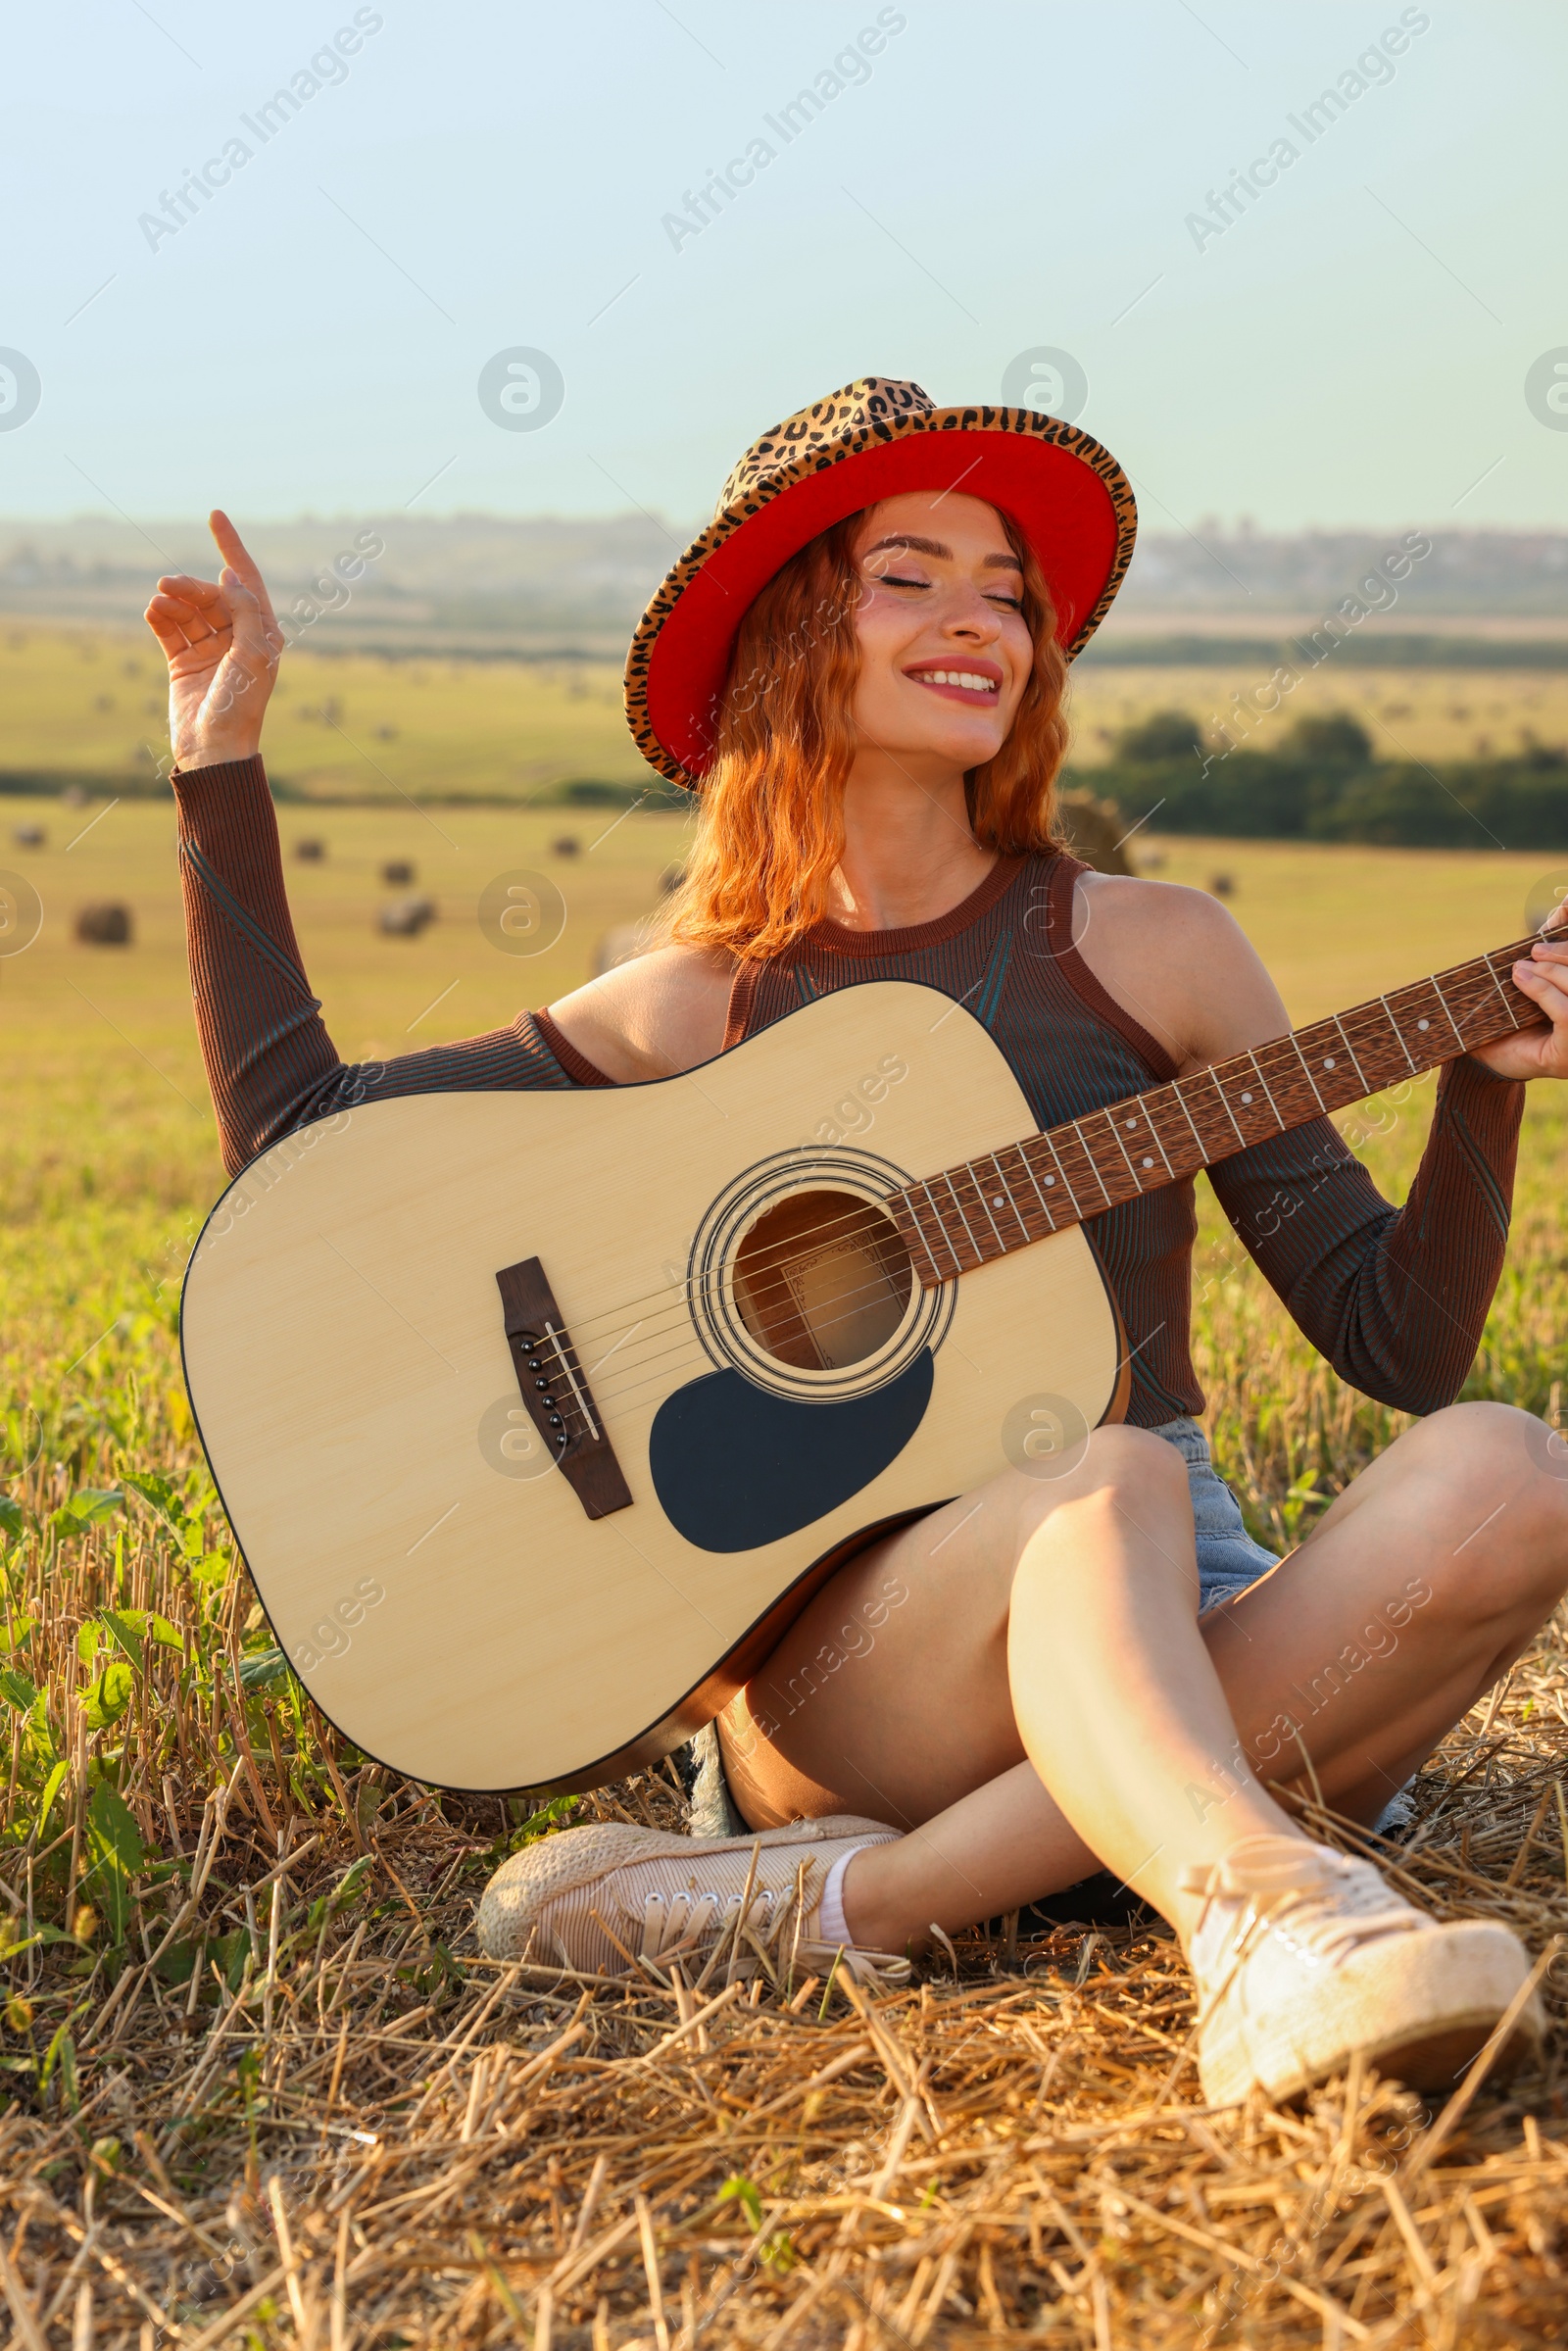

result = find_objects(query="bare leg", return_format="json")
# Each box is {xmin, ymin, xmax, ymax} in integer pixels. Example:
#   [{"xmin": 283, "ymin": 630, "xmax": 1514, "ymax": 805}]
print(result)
[{"xmin": 717, "ymin": 1404, "xmax": 1568, "ymax": 1951}]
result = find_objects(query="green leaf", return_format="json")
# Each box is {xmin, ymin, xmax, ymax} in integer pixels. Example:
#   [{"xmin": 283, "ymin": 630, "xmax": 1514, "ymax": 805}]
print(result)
[
  {"xmin": 327, "ymin": 1856, "xmax": 373, "ymax": 1914},
  {"xmin": 502, "ymin": 1793, "xmax": 580, "ymax": 1856},
  {"xmin": 82, "ymin": 1660, "xmax": 134, "ymax": 1734},
  {"xmin": 0, "ymin": 1497, "xmax": 25, "ymax": 1541},
  {"xmin": 54, "ymin": 1488, "xmax": 124, "ymax": 1536},
  {"xmin": 0, "ymin": 1668, "xmax": 38, "ymax": 1714},
  {"xmin": 122, "ymin": 1470, "xmax": 185, "ymax": 1530},
  {"xmin": 99, "ymin": 1609, "xmax": 145, "ymax": 1674},
  {"xmin": 36, "ymin": 1757, "xmax": 70, "ymax": 1838},
  {"xmin": 77, "ymin": 1621, "xmax": 104, "ymax": 1668},
  {"xmin": 39, "ymin": 2017, "xmax": 81, "ymax": 2112},
  {"xmin": 210, "ymin": 1927, "xmax": 253, "ymax": 1990},
  {"xmin": 84, "ymin": 1783, "xmax": 144, "ymax": 1942},
  {"xmin": 238, "ymin": 1645, "xmax": 287, "ymax": 1691},
  {"xmin": 0, "ymin": 1614, "xmax": 35, "ymax": 1656},
  {"xmin": 719, "ymin": 2176, "xmax": 764, "ymax": 2233}
]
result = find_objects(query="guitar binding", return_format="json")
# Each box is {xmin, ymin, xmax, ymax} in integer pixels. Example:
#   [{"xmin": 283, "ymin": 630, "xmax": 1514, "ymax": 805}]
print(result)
[{"xmin": 495, "ymin": 1255, "xmax": 633, "ymax": 1521}]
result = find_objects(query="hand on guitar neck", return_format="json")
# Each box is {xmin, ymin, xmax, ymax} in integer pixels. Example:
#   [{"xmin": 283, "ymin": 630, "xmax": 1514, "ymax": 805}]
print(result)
[{"xmin": 1462, "ymin": 908, "xmax": 1568, "ymax": 1081}]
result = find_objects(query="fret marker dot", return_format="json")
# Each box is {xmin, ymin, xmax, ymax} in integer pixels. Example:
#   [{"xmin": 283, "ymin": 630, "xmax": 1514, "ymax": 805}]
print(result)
[
  {"xmin": 1322, "ymin": 1056, "xmax": 1336, "ymax": 1069},
  {"xmin": 1417, "ymin": 1018, "xmax": 1430, "ymax": 1031},
  {"xmin": 1240, "ymin": 1091, "xmax": 1252, "ymax": 1104},
  {"xmin": 1124, "ymin": 1118, "xmax": 1136, "ymax": 1129},
  {"xmin": 1043, "ymin": 1174, "xmax": 1055, "ymax": 1187},
  {"xmin": 1141, "ymin": 1155, "xmax": 1153, "ymax": 1168},
  {"xmin": 991, "ymin": 1197, "xmax": 1004, "ymax": 1209}
]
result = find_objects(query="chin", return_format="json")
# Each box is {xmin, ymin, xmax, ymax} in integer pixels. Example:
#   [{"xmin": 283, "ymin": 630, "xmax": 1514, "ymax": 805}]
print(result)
[{"xmin": 923, "ymin": 726, "xmax": 1006, "ymax": 767}]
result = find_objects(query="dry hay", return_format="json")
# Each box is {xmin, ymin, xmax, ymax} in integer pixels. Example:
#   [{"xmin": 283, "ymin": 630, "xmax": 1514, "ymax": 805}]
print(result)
[{"xmin": 3, "ymin": 1655, "xmax": 1568, "ymax": 2351}]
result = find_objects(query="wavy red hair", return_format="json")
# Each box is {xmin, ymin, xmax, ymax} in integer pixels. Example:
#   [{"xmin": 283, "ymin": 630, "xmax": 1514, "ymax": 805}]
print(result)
[{"xmin": 666, "ymin": 504, "xmax": 1071, "ymax": 962}]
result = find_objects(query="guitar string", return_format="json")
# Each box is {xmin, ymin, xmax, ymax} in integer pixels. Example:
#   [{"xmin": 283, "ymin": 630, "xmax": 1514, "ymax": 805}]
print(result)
[
  {"xmin": 548, "ymin": 948, "xmax": 1527, "ymax": 1352},
  {"xmin": 501, "ymin": 944, "xmax": 1545, "ymax": 1425},
  {"xmin": 524, "ymin": 936, "xmax": 1560, "ymax": 1454},
  {"xmin": 520, "ymin": 972, "xmax": 1523, "ymax": 1428},
  {"xmin": 533, "ymin": 995, "xmax": 1439, "ymax": 1429},
  {"xmin": 546, "ymin": 973, "xmax": 1478, "ymax": 1367}
]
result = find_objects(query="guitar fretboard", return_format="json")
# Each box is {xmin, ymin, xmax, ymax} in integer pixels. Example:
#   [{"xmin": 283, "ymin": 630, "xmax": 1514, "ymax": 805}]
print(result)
[{"xmin": 891, "ymin": 928, "xmax": 1554, "ymax": 1287}]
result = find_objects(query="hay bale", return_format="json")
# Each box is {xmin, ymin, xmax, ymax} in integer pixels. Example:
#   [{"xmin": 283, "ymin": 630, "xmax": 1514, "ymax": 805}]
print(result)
[
  {"xmin": 75, "ymin": 903, "xmax": 132, "ymax": 946},
  {"xmin": 594, "ymin": 917, "xmax": 661, "ymax": 975},
  {"xmin": 1055, "ymin": 790, "xmax": 1135, "ymax": 875},
  {"xmin": 13, "ymin": 822, "xmax": 45, "ymax": 849},
  {"xmin": 381, "ymin": 858, "xmax": 416, "ymax": 885},
  {"xmin": 377, "ymin": 897, "xmax": 436, "ymax": 938},
  {"xmin": 293, "ymin": 838, "xmax": 326, "ymax": 862}
]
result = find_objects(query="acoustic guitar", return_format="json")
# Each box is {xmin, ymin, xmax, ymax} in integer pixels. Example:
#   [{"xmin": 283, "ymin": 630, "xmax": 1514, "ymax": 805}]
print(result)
[{"xmin": 181, "ymin": 922, "xmax": 1558, "ymax": 1793}]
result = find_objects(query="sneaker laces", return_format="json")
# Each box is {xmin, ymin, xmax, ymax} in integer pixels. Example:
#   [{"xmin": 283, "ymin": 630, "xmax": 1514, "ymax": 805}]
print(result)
[
  {"xmin": 1182, "ymin": 1836, "xmax": 1422, "ymax": 1976},
  {"xmin": 638, "ymin": 1868, "xmax": 813, "ymax": 1969}
]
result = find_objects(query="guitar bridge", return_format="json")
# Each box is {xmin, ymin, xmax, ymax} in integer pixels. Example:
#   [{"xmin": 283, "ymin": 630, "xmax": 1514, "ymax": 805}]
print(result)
[{"xmin": 495, "ymin": 1256, "xmax": 633, "ymax": 1521}]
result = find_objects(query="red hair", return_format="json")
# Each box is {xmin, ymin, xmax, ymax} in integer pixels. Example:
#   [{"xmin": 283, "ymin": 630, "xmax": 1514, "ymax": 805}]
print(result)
[{"xmin": 667, "ymin": 506, "xmax": 1071, "ymax": 962}]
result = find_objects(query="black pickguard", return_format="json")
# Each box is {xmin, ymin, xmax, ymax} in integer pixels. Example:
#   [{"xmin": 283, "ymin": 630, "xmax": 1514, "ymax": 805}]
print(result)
[{"xmin": 648, "ymin": 1352, "xmax": 934, "ymax": 1553}]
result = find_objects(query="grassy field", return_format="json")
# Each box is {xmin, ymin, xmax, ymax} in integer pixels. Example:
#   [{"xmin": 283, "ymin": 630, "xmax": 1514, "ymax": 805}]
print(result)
[
  {"xmin": 0, "ymin": 628, "xmax": 650, "ymax": 800},
  {"xmin": 7, "ymin": 622, "xmax": 1568, "ymax": 799},
  {"xmin": 3, "ymin": 805, "xmax": 1568, "ymax": 2345}
]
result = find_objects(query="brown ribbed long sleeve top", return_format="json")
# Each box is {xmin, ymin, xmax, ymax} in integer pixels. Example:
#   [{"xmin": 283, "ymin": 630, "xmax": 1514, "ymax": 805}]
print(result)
[{"xmin": 173, "ymin": 756, "xmax": 1526, "ymax": 1427}]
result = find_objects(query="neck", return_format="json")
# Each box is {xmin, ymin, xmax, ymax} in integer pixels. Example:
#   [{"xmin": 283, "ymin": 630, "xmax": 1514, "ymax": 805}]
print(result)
[{"xmin": 824, "ymin": 754, "xmax": 996, "ymax": 933}]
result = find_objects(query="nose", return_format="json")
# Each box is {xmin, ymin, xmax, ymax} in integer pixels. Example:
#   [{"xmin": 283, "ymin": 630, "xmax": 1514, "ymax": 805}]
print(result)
[{"xmin": 939, "ymin": 578, "xmax": 1004, "ymax": 645}]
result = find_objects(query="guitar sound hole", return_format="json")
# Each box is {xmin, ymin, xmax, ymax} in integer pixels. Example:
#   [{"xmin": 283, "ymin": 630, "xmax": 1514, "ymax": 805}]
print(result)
[{"xmin": 732, "ymin": 1189, "xmax": 913, "ymax": 1372}]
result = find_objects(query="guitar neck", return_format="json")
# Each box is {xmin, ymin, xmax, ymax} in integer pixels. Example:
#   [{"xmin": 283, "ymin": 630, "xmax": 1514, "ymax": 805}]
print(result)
[{"xmin": 892, "ymin": 925, "xmax": 1557, "ymax": 1287}]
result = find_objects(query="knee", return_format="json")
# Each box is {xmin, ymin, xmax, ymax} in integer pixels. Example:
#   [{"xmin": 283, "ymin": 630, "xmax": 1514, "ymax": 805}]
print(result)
[
  {"xmin": 1008, "ymin": 1420, "xmax": 1189, "ymax": 1543},
  {"xmin": 1082, "ymin": 1421, "xmax": 1191, "ymax": 1494},
  {"xmin": 1414, "ymin": 1400, "xmax": 1568, "ymax": 1618}
]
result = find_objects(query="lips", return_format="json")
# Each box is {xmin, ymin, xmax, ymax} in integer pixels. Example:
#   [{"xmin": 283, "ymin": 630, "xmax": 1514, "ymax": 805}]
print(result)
[{"xmin": 904, "ymin": 661, "xmax": 1003, "ymax": 704}]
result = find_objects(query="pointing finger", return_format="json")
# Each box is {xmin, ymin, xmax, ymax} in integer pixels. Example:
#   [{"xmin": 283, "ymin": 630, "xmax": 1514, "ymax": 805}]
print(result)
[{"xmin": 209, "ymin": 510, "xmax": 279, "ymax": 624}]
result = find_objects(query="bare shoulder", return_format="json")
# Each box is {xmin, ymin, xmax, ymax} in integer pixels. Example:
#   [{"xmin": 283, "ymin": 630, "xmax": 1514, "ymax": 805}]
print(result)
[
  {"xmin": 1071, "ymin": 870, "xmax": 1290, "ymax": 1071},
  {"xmin": 546, "ymin": 943, "xmax": 735, "ymax": 1082}
]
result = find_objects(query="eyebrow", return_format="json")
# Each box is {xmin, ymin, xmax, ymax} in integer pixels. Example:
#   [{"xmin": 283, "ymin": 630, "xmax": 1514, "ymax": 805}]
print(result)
[{"xmin": 861, "ymin": 533, "xmax": 1023, "ymax": 572}]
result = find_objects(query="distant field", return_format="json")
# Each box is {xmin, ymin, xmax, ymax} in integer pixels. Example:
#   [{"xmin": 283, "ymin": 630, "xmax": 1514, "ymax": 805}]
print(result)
[
  {"xmin": 6, "ymin": 623, "xmax": 1568, "ymax": 801},
  {"xmin": 0, "ymin": 792, "xmax": 696, "ymax": 1217},
  {"xmin": 0, "ymin": 625, "xmax": 649, "ymax": 799}
]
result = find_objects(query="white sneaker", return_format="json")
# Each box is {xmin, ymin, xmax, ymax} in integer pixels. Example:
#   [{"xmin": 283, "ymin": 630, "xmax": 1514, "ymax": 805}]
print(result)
[
  {"xmin": 477, "ymin": 1814, "xmax": 906, "ymax": 1986},
  {"xmin": 1184, "ymin": 1835, "xmax": 1543, "ymax": 2106}
]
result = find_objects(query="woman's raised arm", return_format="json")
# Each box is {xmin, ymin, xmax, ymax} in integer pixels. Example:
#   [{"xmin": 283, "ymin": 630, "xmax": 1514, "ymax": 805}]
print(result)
[{"xmin": 146, "ymin": 519, "xmax": 592, "ymax": 1177}]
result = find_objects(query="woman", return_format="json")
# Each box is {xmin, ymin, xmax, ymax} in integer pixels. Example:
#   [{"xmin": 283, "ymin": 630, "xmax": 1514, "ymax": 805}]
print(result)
[{"xmin": 148, "ymin": 378, "xmax": 1568, "ymax": 2107}]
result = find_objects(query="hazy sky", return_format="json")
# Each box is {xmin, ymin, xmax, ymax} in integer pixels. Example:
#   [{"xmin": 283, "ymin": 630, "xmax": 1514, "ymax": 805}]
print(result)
[{"xmin": 3, "ymin": 1, "xmax": 1565, "ymax": 532}]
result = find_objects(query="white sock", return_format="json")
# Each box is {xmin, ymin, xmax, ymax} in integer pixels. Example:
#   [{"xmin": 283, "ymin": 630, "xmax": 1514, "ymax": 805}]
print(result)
[{"xmin": 816, "ymin": 1844, "xmax": 873, "ymax": 1948}]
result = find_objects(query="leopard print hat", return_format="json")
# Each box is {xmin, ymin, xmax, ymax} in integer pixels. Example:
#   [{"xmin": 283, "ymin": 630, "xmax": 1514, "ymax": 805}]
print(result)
[{"xmin": 623, "ymin": 376, "xmax": 1137, "ymax": 788}]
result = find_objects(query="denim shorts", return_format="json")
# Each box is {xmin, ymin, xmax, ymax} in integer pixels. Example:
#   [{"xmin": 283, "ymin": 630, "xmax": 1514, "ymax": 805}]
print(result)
[{"xmin": 1150, "ymin": 1414, "xmax": 1281, "ymax": 1613}]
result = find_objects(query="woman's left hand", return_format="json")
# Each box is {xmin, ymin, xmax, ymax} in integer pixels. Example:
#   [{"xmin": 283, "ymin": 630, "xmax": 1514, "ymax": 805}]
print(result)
[{"xmin": 1472, "ymin": 895, "xmax": 1568, "ymax": 1081}]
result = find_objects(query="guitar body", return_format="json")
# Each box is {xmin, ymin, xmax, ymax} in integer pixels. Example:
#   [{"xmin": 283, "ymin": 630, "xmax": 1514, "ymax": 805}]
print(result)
[{"xmin": 181, "ymin": 981, "xmax": 1124, "ymax": 1791}]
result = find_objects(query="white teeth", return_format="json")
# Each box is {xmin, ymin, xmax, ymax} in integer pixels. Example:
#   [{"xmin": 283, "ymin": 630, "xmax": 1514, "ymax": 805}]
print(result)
[{"xmin": 919, "ymin": 669, "xmax": 995, "ymax": 692}]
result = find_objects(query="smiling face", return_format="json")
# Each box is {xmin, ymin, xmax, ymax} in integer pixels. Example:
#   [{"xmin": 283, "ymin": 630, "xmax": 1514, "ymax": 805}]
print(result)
[{"xmin": 848, "ymin": 492, "xmax": 1035, "ymax": 779}]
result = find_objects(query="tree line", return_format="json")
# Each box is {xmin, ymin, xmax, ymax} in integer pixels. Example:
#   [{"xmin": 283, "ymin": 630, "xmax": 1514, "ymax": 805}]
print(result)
[{"xmin": 1074, "ymin": 711, "xmax": 1568, "ymax": 850}]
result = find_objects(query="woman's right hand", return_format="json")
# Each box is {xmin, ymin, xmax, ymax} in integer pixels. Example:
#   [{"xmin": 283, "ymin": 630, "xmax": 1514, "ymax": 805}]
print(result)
[{"xmin": 144, "ymin": 510, "xmax": 284, "ymax": 772}]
